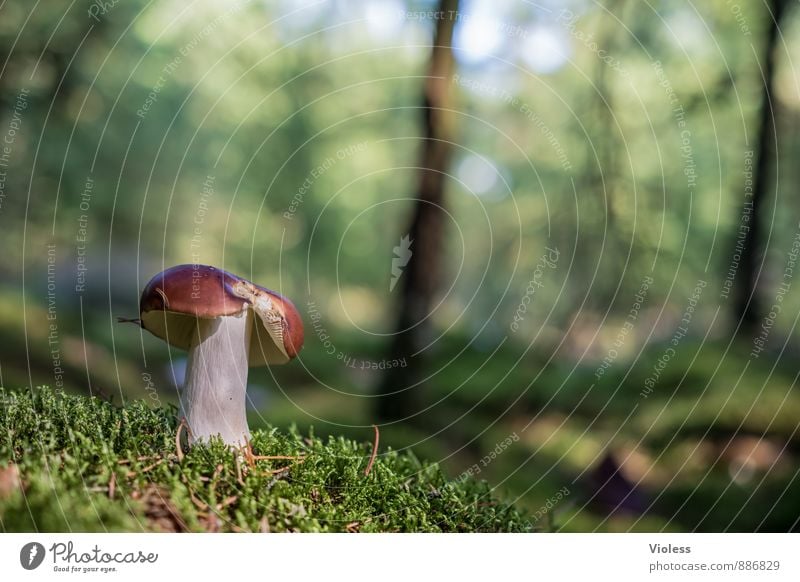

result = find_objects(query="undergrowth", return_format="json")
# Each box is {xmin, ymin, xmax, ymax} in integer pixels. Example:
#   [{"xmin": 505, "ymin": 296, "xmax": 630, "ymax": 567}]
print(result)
[{"xmin": 0, "ymin": 387, "xmax": 531, "ymax": 532}]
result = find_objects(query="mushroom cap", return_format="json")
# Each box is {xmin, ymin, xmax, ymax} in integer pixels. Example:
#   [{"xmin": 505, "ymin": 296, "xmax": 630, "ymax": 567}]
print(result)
[{"xmin": 139, "ymin": 264, "xmax": 304, "ymax": 366}]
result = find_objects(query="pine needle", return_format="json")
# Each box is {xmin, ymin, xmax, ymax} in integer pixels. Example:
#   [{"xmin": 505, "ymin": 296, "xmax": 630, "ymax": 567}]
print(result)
[{"xmin": 364, "ymin": 424, "xmax": 380, "ymax": 476}]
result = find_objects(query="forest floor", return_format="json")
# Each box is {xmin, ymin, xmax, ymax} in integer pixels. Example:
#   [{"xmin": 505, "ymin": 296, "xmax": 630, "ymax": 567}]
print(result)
[{"xmin": 0, "ymin": 387, "xmax": 531, "ymax": 532}]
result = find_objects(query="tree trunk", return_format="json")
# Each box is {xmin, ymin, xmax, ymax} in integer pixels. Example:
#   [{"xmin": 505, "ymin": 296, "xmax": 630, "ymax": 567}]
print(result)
[
  {"xmin": 734, "ymin": 0, "xmax": 788, "ymax": 330},
  {"xmin": 377, "ymin": 0, "xmax": 459, "ymax": 422},
  {"xmin": 577, "ymin": 0, "xmax": 627, "ymax": 309}
]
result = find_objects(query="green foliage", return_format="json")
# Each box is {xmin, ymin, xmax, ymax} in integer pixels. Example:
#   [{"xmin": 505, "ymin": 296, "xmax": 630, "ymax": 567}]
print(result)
[
  {"xmin": 1, "ymin": 0, "xmax": 799, "ymax": 535},
  {"xmin": 0, "ymin": 387, "xmax": 531, "ymax": 532}
]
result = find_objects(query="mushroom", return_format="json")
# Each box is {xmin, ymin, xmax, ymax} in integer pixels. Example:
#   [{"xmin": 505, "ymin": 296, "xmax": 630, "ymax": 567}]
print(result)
[{"xmin": 138, "ymin": 264, "xmax": 303, "ymax": 447}]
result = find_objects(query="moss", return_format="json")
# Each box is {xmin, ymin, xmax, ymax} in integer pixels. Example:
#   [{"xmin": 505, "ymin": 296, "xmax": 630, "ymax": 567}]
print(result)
[{"xmin": 0, "ymin": 387, "xmax": 531, "ymax": 532}]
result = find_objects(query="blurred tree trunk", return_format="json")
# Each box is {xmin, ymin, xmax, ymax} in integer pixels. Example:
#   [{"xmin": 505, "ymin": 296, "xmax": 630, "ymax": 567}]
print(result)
[
  {"xmin": 584, "ymin": 0, "xmax": 626, "ymax": 227},
  {"xmin": 377, "ymin": 0, "xmax": 459, "ymax": 422},
  {"xmin": 734, "ymin": 0, "xmax": 789, "ymax": 331},
  {"xmin": 577, "ymin": 0, "xmax": 628, "ymax": 309}
]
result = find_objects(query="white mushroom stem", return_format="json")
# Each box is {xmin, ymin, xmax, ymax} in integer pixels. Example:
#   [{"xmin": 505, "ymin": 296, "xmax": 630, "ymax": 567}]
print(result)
[{"xmin": 181, "ymin": 310, "xmax": 252, "ymax": 447}]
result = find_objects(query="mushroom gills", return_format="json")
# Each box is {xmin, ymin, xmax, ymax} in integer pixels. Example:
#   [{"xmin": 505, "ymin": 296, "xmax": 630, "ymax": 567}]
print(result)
[
  {"xmin": 250, "ymin": 302, "xmax": 289, "ymax": 365},
  {"xmin": 182, "ymin": 309, "xmax": 253, "ymax": 446},
  {"xmin": 230, "ymin": 282, "xmax": 290, "ymax": 365}
]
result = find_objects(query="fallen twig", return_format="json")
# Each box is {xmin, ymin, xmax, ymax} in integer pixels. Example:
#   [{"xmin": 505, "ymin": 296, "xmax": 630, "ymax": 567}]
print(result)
[
  {"xmin": 190, "ymin": 493, "xmax": 208, "ymax": 510},
  {"xmin": 364, "ymin": 424, "xmax": 380, "ymax": 476},
  {"xmin": 217, "ymin": 495, "xmax": 238, "ymax": 510},
  {"xmin": 243, "ymin": 437, "xmax": 306, "ymax": 473},
  {"xmin": 212, "ymin": 464, "xmax": 223, "ymax": 481},
  {"xmin": 140, "ymin": 459, "xmax": 164, "ymax": 473},
  {"xmin": 176, "ymin": 418, "xmax": 187, "ymax": 462},
  {"xmin": 259, "ymin": 514, "xmax": 270, "ymax": 533},
  {"xmin": 234, "ymin": 453, "xmax": 245, "ymax": 486}
]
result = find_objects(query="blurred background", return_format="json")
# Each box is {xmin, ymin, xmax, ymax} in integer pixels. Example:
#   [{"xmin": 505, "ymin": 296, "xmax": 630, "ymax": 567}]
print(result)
[{"xmin": 1, "ymin": 0, "xmax": 800, "ymax": 531}]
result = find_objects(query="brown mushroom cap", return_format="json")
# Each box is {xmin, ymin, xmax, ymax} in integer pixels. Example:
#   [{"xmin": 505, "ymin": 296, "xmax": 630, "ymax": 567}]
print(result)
[{"xmin": 139, "ymin": 264, "xmax": 304, "ymax": 366}]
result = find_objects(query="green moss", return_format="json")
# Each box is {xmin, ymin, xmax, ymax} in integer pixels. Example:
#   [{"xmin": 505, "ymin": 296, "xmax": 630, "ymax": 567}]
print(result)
[{"xmin": 0, "ymin": 387, "xmax": 531, "ymax": 532}]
